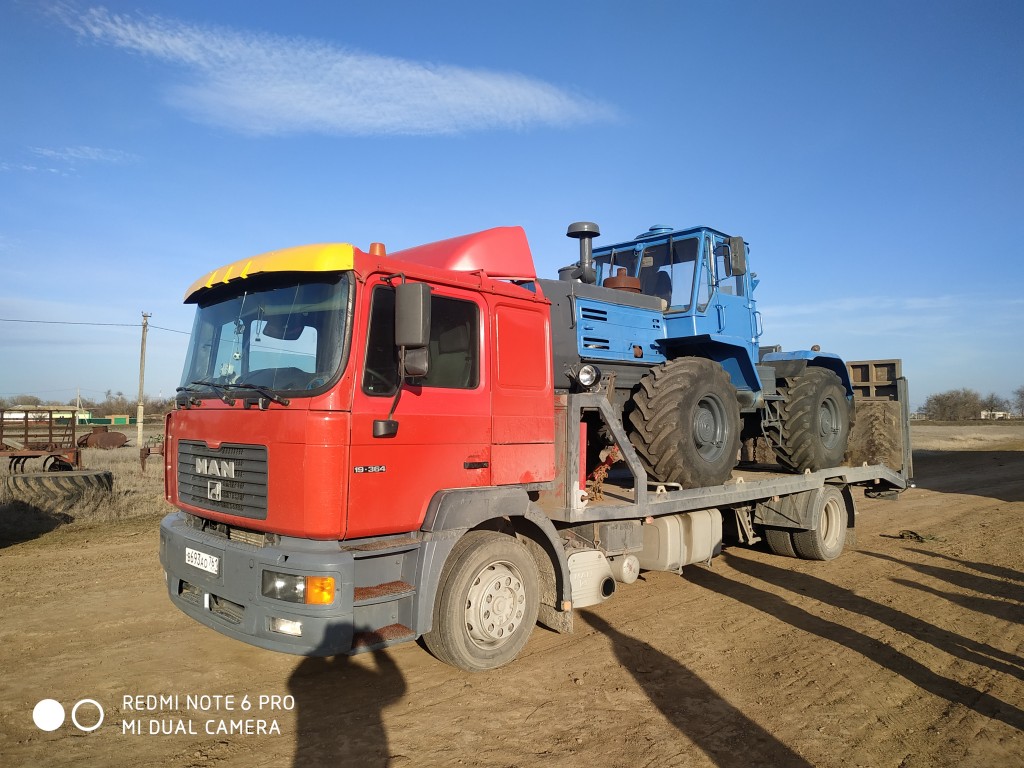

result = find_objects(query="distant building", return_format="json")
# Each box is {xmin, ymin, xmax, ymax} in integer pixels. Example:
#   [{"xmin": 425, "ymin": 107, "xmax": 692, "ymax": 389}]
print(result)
[
  {"xmin": 1, "ymin": 405, "xmax": 93, "ymax": 423},
  {"xmin": 981, "ymin": 410, "xmax": 1010, "ymax": 420}
]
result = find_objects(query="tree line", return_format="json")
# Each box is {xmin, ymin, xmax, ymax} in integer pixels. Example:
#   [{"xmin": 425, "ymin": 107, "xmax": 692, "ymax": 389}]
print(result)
[
  {"xmin": 921, "ymin": 386, "xmax": 1024, "ymax": 421},
  {"xmin": 0, "ymin": 391, "xmax": 174, "ymax": 417}
]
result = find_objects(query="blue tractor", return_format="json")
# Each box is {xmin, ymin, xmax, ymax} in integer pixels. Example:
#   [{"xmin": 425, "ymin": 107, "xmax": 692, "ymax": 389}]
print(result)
[{"xmin": 537, "ymin": 222, "xmax": 855, "ymax": 489}]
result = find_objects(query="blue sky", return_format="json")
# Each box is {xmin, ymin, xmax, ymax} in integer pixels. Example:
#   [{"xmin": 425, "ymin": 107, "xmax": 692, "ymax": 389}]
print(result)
[{"xmin": 1, "ymin": 0, "xmax": 1022, "ymax": 409}]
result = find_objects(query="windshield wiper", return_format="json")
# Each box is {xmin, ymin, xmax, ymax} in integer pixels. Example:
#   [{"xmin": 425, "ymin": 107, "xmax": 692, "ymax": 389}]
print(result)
[
  {"xmin": 229, "ymin": 383, "xmax": 291, "ymax": 406},
  {"xmin": 178, "ymin": 379, "xmax": 237, "ymax": 405}
]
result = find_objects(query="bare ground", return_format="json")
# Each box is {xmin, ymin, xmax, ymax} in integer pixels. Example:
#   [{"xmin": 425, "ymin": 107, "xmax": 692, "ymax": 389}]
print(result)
[{"xmin": 0, "ymin": 425, "xmax": 1021, "ymax": 767}]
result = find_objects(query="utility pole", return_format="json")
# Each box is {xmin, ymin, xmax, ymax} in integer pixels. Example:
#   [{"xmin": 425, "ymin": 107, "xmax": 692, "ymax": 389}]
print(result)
[{"xmin": 137, "ymin": 312, "xmax": 150, "ymax": 463}]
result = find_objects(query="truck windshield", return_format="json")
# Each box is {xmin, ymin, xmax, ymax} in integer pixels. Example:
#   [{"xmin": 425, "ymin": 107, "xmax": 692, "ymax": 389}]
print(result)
[{"xmin": 179, "ymin": 273, "xmax": 351, "ymax": 396}]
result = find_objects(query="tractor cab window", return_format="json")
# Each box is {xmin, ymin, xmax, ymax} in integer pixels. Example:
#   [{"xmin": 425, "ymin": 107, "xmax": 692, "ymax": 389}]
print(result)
[
  {"xmin": 363, "ymin": 286, "xmax": 480, "ymax": 395},
  {"xmin": 639, "ymin": 243, "xmax": 673, "ymax": 306},
  {"xmin": 696, "ymin": 237, "xmax": 713, "ymax": 312},
  {"xmin": 668, "ymin": 237, "xmax": 700, "ymax": 312},
  {"xmin": 595, "ymin": 247, "xmax": 639, "ymax": 284}
]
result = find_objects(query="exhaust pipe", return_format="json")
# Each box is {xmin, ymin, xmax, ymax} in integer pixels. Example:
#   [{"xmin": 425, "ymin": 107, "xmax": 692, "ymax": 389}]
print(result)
[{"xmin": 566, "ymin": 221, "xmax": 600, "ymax": 284}]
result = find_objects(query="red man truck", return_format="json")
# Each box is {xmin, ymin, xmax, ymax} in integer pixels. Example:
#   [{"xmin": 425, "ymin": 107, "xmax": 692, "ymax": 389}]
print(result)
[{"xmin": 159, "ymin": 224, "xmax": 910, "ymax": 671}]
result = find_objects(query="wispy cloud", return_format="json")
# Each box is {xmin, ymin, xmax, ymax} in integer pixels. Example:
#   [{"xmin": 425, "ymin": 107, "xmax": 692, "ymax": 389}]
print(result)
[
  {"xmin": 29, "ymin": 145, "xmax": 138, "ymax": 164},
  {"xmin": 1, "ymin": 145, "xmax": 138, "ymax": 175},
  {"xmin": 57, "ymin": 6, "xmax": 615, "ymax": 136}
]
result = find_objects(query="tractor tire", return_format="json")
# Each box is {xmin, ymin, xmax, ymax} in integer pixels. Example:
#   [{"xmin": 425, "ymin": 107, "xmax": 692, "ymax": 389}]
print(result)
[
  {"xmin": 791, "ymin": 486, "xmax": 848, "ymax": 561},
  {"xmin": 770, "ymin": 367, "xmax": 852, "ymax": 473},
  {"xmin": 422, "ymin": 531, "xmax": 540, "ymax": 672},
  {"xmin": 3, "ymin": 470, "xmax": 114, "ymax": 504},
  {"xmin": 626, "ymin": 358, "xmax": 741, "ymax": 488}
]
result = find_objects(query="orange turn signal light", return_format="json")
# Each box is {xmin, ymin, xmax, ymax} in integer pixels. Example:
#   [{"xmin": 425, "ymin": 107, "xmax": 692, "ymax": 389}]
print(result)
[{"xmin": 304, "ymin": 576, "xmax": 336, "ymax": 605}]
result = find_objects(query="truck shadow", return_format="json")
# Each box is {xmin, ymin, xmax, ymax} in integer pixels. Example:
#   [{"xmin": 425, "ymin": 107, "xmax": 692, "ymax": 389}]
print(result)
[
  {"xmin": 578, "ymin": 609, "xmax": 812, "ymax": 768},
  {"xmin": 890, "ymin": 577, "xmax": 1023, "ymax": 626},
  {"xmin": 911, "ymin": 450, "xmax": 1024, "ymax": 502},
  {"xmin": 860, "ymin": 550, "xmax": 1024, "ymax": 606},
  {"xmin": 686, "ymin": 552, "xmax": 1024, "ymax": 730},
  {"xmin": 288, "ymin": 649, "xmax": 407, "ymax": 768},
  {"xmin": 904, "ymin": 547, "xmax": 1024, "ymax": 584}
]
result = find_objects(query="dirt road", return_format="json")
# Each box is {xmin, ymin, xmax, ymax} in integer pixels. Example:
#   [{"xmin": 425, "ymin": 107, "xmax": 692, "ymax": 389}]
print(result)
[{"xmin": 1, "ymin": 427, "xmax": 1022, "ymax": 767}]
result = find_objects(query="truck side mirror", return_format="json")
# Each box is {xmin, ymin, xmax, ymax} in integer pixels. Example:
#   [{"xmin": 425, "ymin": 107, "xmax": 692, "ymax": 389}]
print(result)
[
  {"xmin": 728, "ymin": 236, "xmax": 747, "ymax": 276},
  {"xmin": 395, "ymin": 282, "xmax": 431, "ymax": 348},
  {"xmin": 375, "ymin": 280, "xmax": 432, "ymax": 439}
]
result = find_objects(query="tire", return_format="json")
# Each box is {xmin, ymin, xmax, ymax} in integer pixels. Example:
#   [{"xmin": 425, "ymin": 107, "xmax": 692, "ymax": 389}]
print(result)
[
  {"xmin": 764, "ymin": 527, "xmax": 798, "ymax": 557},
  {"xmin": 791, "ymin": 486, "xmax": 848, "ymax": 561},
  {"xmin": 3, "ymin": 470, "xmax": 113, "ymax": 504},
  {"xmin": 422, "ymin": 531, "xmax": 540, "ymax": 672},
  {"xmin": 626, "ymin": 358, "xmax": 741, "ymax": 488},
  {"xmin": 770, "ymin": 367, "xmax": 852, "ymax": 472}
]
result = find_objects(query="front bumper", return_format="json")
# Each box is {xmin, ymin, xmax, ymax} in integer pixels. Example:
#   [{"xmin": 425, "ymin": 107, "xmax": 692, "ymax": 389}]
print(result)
[{"xmin": 159, "ymin": 511, "xmax": 356, "ymax": 655}]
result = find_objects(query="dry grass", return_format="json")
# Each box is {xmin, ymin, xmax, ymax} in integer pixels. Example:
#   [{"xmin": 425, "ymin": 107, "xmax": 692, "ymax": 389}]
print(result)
[
  {"xmin": 0, "ymin": 424, "xmax": 170, "ymax": 544},
  {"xmin": 910, "ymin": 423, "xmax": 1024, "ymax": 452}
]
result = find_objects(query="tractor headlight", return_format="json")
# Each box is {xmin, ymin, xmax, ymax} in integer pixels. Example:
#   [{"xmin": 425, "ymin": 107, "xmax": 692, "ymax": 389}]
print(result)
[{"xmin": 577, "ymin": 364, "xmax": 601, "ymax": 390}]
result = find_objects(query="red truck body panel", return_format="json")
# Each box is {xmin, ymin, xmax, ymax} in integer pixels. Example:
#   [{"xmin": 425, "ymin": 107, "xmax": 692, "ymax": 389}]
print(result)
[{"xmin": 166, "ymin": 227, "xmax": 555, "ymax": 542}]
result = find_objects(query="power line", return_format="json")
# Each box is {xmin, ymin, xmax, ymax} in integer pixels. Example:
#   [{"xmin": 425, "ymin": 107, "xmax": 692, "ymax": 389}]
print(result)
[
  {"xmin": 0, "ymin": 318, "xmax": 189, "ymax": 335},
  {"xmin": 150, "ymin": 324, "xmax": 190, "ymax": 335},
  {"xmin": 0, "ymin": 318, "xmax": 138, "ymax": 327}
]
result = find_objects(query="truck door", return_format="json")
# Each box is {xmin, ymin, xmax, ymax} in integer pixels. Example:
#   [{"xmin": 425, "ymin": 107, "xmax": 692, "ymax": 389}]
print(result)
[{"xmin": 348, "ymin": 279, "xmax": 491, "ymax": 538}]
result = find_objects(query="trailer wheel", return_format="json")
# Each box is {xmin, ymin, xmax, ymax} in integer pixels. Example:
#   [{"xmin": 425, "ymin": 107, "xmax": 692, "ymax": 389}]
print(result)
[
  {"xmin": 422, "ymin": 531, "xmax": 539, "ymax": 672},
  {"xmin": 771, "ymin": 367, "xmax": 851, "ymax": 473},
  {"xmin": 764, "ymin": 527, "xmax": 797, "ymax": 558},
  {"xmin": 627, "ymin": 358, "xmax": 741, "ymax": 488},
  {"xmin": 791, "ymin": 486, "xmax": 847, "ymax": 561},
  {"xmin": 3, "ymin": 470, "xmax": 114, "ymax": 504}
]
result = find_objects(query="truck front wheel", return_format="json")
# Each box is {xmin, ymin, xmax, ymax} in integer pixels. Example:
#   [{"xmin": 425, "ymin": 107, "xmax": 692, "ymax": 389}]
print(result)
[{"xmin": 423, "ymin": 531, "xmax": 540, "ymax": 672}]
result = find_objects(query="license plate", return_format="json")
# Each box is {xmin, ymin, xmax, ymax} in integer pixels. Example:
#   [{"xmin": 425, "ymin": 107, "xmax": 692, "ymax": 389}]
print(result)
[{"xmin": 185, "ymin": 547, "xmax": 220, "ymax": 575}]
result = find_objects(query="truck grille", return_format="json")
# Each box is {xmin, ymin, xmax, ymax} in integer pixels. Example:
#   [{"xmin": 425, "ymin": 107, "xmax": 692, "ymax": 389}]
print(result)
[{"xmin": 178, "ymin": 441, "xmax": 268, "ymax": 520}]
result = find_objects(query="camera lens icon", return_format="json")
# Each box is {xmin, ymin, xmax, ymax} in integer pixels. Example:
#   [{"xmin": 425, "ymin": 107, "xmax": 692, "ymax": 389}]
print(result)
[{"xmin": 33, "ymin": 699, "xmax": 104, "ymax": 733}]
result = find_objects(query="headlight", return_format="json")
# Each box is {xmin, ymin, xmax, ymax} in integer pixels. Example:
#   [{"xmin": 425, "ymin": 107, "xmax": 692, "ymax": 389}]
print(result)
[
  {"xmin": 261, "ymin": 571, "xmax": 335, "ymax": 605},
  {"xmin": 577, "ymin": 364, "xmax": 601, "ymax": 389}
]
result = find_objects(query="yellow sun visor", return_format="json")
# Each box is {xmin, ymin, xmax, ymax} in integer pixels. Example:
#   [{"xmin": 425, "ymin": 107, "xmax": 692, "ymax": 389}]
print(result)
[{"xmin": 184, "ymin": 243, "xmax": 356, "ymax": 302}]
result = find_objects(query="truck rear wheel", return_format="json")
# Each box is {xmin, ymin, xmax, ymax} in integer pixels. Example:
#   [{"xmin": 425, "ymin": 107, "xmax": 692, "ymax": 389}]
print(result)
[
  {"xmin": 627, "ymin": 358, "xmax": 741, "ymax": 488},
  {"xmin": 763, "ymin": 527, "xmax": 797, "ymax": 557},
  {"xmin": 422, "ymin": 531, "xmax": 539, "ymax": 672},
  {"xmin": 791, "ymin": 486, "xmax": 847, "ymax": 561},
  {"xmin": 771, "ymin": 367, "xmax": 851, "ymax": 472}
]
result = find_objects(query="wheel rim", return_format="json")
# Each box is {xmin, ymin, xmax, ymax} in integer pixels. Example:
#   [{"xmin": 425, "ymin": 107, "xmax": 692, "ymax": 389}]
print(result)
[
  {"xmin": 692, "ymin": 393, "xmax": 728, "ymax": 462},
  {"xmin": 464, "ymin": 560, "xmax": 527, "ymax": 650},
  {"xmin": 820, "ymin": 495, "xmax": 844, "ymax": 549},
  {"xmin": 817, "ymin": 396, "xmax": 842, "ymax": 449}
]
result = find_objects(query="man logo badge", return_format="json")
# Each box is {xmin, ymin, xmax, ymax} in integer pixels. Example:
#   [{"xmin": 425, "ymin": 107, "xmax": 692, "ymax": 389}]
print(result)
[{"xmin": 208, "ymin": 480, "xmax": 222, "ymax": 501}]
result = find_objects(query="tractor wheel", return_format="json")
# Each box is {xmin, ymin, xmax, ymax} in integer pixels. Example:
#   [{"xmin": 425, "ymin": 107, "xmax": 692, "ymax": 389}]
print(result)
[
  {"xmin": 422, "ymin": 531, "xmax": 539, "ymax": 672},
  {"xmin": 791, "ymin": 486, "xmax": 848, "ymax": 561},
  {"xmin": 770, "ymin": 367, "xmax": 851, "ymax": 472},
  {"xmin": 626, "ymin": 358, "xmax": 741, "ymax": 488},
  {"xmin": 3, "ymin": 470, "xmax": 114, "ymax": 504}
]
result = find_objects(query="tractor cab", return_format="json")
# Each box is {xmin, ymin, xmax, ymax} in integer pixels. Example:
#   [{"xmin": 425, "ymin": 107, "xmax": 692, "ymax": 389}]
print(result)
[{"xmin": 591, "ymin": 225, "xmax": 751, "ymax": 315}]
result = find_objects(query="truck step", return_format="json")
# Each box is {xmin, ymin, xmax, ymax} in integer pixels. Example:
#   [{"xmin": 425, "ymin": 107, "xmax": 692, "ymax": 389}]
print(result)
[
  {"xmin": 353, "ymin": 580, "xmax": 415, "ymax": 605},
  {"xmin": 343, "ymin": 536, "xmax": 421, "ymax": 557},
  {"xmin": 350, "ymin": 623, "xmax": 416, "ymax": 654}
]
